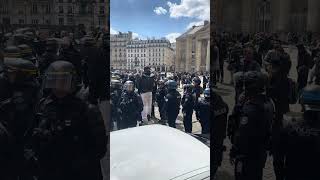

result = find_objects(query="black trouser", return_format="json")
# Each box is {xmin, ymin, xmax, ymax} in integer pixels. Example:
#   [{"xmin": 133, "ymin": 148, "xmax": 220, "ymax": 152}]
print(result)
[
  {"xmin": 272, "ymin": 129, "xmax": 286, "ymax": 180},
  {"xmin": 235, "ymin": 154, "xmax": 266, "ymax": 180},
  {"xmin": 158, "ymin": 101, "xmax": 164, "ymax": 120},
  {"xmin": 168, "ymin": 114, "xmax": 178, "ymax": 128},
  {"xmin": 297, "ymin": 66, "xmax": 309, "ymax": 92},
  {"xmin": 200, "ymin": 119, "xmax": 210, "ymax": 134},
  {"xmin": 183, "ymin": 111, "xmax": 193, "ymax": 133}
]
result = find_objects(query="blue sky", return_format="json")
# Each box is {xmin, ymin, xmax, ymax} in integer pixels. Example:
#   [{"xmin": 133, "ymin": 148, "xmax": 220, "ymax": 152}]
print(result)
[{"xmin": 110, "ymin": 0, "xmax": 210, "ymax": 43}]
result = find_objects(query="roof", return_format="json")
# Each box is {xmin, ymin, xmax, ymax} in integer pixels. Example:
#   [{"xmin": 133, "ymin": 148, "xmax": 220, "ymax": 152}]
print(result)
[
  {"xmin": 177, "ymin": 25, "xmax": 204, "ymax": 39},
  {"xmin": 107, "ymin": 125, "xmax": 210, "ymax": 180}
]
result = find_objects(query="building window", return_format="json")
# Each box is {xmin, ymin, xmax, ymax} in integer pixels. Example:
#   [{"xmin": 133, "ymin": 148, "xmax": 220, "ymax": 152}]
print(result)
[
  {"xmin": 59, "ymin": 6, "xmax": 64, "ymax": 13},
  {"xmin": 59, "ymin": 18, "xmax": 64, "ymax": 25},
  {"xmin": 67, "ymin": 17, "xmax": 73, "ymax": 24},
  {"xmin": 68, "ymin": 0, "xmax": 72, "ymax": 3},
  {"xmin": 59, "ymin": 0, "xmax": 64, "ymax": 3},
  {"xmin": 88, "ymin": 6, "xmax": 93, "ymax": 14},
  {"xmin": 99, "ymin": 6, "xmax": 104, "ymax": 14},
  {"xmin": 68, "ymin": 6, "xmax": 72, "ymax": 14},
  {"xmin": 19, "ymin": 19, "xmax": 24, "ymax": 24},
  {"xmin": 100, "ymin": 0, "xmax": 104, "ymax": 3},
  {"xmin": 32, "ymin": 19, "xmax": 39, "ymax": 24},
  {"xmin": 46, "ymin": 5, "xmax": 51, "ymax": 13},
  {"xmin": 32, "ymin": 4, "xmax": 38, "ymax": 14},
  {"xmin": 18, "ymin": 10, "xmax": 24, "ymax": 15},
  {"xmin": 46, "ymin": 19, "xmax": 50, "ymax": 24},
  {"xmin": 80, "ymin": 5, "xmax": 86, "ymax": 14}
]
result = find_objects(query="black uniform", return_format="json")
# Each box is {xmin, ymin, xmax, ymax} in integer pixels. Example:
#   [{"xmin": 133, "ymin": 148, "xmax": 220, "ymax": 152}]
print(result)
[
  {"xmin": 80, "ymin": 43, "xmax": 109, "ymax": 104},
  {"xmin": 155, "ymin": 86, "xmax": 166, "ymax": 121},
  {"xmin": 230, "ymin": 94, "xmax": 273, "ymax": 180},
  {"xmin": 110, "ymin": 87, "xmax": 122, "ymax": 131},
  {"xmin": 282, "ymin": 112, "xmax": 320, "ymax": 180},
  {"xmin": 0, "ymin": 59, "xmax": 39, "ymax": 180},
  {"xmin": 212, "ymin": 91, "xmax": 228, "ymax": 177},
  {"xmin": 195, "ymin": 97, "xmax": 210, "ymax": 134},
  {"xmin": 118, "ymin": 91, "xmax": 143, "ymax": 129},
  {"xmin": 33, "ymin": 95, "xmax": 107, "ymax": 180},
  {"xmin": 163, "ymin": 90, "xmax": 181, "ymax": 128},
  {"xmin": 181, "ymin": 91, "xmax": 194, "ymax": 133}
]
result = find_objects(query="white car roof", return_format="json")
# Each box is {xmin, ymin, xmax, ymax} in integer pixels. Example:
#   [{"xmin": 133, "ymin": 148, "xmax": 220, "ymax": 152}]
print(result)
[{"xmin": 109, "ymin": 125, "xmax": 210, "ymax": 180}]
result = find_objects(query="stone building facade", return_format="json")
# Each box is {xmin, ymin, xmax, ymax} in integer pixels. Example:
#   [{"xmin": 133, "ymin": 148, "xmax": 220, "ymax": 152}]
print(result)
[
  {"xmin": 215, "ymin": 0, "xmax": 320, "ymax": 35},
  {"xmin": 0, "ymin": 0, "xmax": 108, "ymax": 31},
  {"xmin": 176, "ymin": 21, "xmax": 210, "ymax": 72},
  {"xmin": 126, "ymin": 39, "xmax": 174, "ymax": 71},
  {"xmin": 110, "ymin": 31, "xmax": 132, "ymax": 70}
]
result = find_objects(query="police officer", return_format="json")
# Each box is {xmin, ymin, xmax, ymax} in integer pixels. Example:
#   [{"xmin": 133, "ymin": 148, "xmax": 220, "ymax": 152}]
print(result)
[
  {"xmin": 265, "ymin": 50, "xmax": 292, "ymax": 180},
  {"xmin": 283, "ymin": 85, "xmax": 320, "ymax": 180},
  {"xmin": 118, "ymin": 81, "xmax": 143, "ymax": 129},
  {"xmin": 33, "ymin": 61, "xmax": 107, "ymax": 180},
  {"xmin": 212, "ymin": 89, "xmax": 229, "ymax": 178},
  {"xmin": 163, "ymin": 80, "xmax": 181, "ymax": 128},
  {"xmin": 80, "ymin": 36, "xmax": 108, "ymax": 105},
  {"xmin": 18, "ymin": 44, "xmax": 37, "ymax": 65},
  {"xmin": 0, "ymin": 58, "xmax": 39, "ymax": 179},
  {"xmin": 38, "ymin": 38, "xmax": 59, "ymax": 75},
  {"xmin": 155, "ymin": 80, "xmax": 166, "ymax": 124},
  {"xmin": 58, "ymin": 37, "xmax": 82, "ymax": 90},
  {"xmin": 110, "ymin": 79, "xmax": 122, "ymax": 131},
  {"xmin": 195, "ymin": 88, "xmax": 211, "ymax": 134},
  {"xmin": 229, "ymin": 71, "xmax": 273, "ymax": 180},
  {"xmin": 181, "ymin": 84, "xmax": 194, "ymax": 133}
]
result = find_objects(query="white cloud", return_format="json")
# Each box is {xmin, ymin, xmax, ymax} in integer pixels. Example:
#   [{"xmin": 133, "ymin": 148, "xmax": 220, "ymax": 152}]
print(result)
[
  {"xmin": 110, "ymin": 27, "xmax": 119, "ymax": 35},
  {"xmin": 186, "ymin": 20, "xmax": 204, "ymax": 30},
  {"xmin": 132, "ymin": 32, "xmax": 148, "ymax": 40},
  {"xmin": 167, "ymin": 0, "xmax": 209, "ymax": 21},
  {"xmin": 165, "ymin": 33, "xmax": 181, "ymax": 43},
  {"xmin": 154, "ymin": 6, "xmax": 168, "ymax": 15},
  {"xmin": 132, "ymin": 32, "xmax": 140, "ymax": 39}
]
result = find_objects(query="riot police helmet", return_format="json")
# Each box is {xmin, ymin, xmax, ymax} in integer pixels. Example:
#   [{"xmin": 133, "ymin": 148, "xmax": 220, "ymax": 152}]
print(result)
[
  {"xmin": 124, "ymin": 80, "xmax": 135, "ymax": 92},
  {"xmin": 183, "ymin": 84, "xmax": 193, "ymax": 94},
  {"xmin": 3, "ymin": 46, "xmax": 22, "ymax": 58},
  {"xmin": 166, "ymin": 80, "xmax": 177, "ymax": 90},
  {"xmin": 203, "ymin": 88, "xmax": 210, "ymax": 98},
  {"xmin": 17, "ymin": 44, "xmax": 35, "ymax": 61},
  {"xmin": 3, "ymin": 58, "xmax": 37, "ymax": 84},
  {"xmin": 111, "ymin": 79, "xmax": 122, "ymax": 90},
  {"xmin": 44, "ymin": 61, "xmax": 76, "ymax": 93}
]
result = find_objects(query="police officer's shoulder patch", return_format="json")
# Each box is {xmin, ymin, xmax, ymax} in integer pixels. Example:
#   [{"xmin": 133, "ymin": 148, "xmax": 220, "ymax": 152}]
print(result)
[{"xmin": 240, "ymin": 116, "xmax": 249, "ymax": 125}]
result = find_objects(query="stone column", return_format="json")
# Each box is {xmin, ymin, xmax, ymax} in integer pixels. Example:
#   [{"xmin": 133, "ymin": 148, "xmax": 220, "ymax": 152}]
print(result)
[
  {"xmin": 195, "ymin": 39, "xmax": 202, "ymax": 72},
  {"xmin": 206, "ymin": 40, "xmax": 210, "ymax": 72},
  {"xmin": 271, "ymin": 0, "xmax": 290, "ymax": 33},
  {"xmin": 307, "ymin": 0, "xmax": 320, "ymax": 33},
  {"xmin": 186, "ymin": 37, "xmax": 192, "ymax": 72}
]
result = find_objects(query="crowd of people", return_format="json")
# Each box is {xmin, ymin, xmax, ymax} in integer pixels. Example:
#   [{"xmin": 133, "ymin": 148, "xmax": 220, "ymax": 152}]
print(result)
[
  {"xmin": 0, "ymin": 28, "xmax": 109, "ymax": 180},
  {"xmin": 110, "ymin": 67, "xmax": 211, "ymax": 134},
  {"xmin": 212, "ymin": 31, "xmax": 320, "ymax": 180}
]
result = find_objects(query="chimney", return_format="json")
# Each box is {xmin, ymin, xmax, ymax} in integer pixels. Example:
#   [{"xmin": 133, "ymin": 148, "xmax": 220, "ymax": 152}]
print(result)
[{"xmin": 204, "ymin": 20, "xmax": 209, "ymax": 25}]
